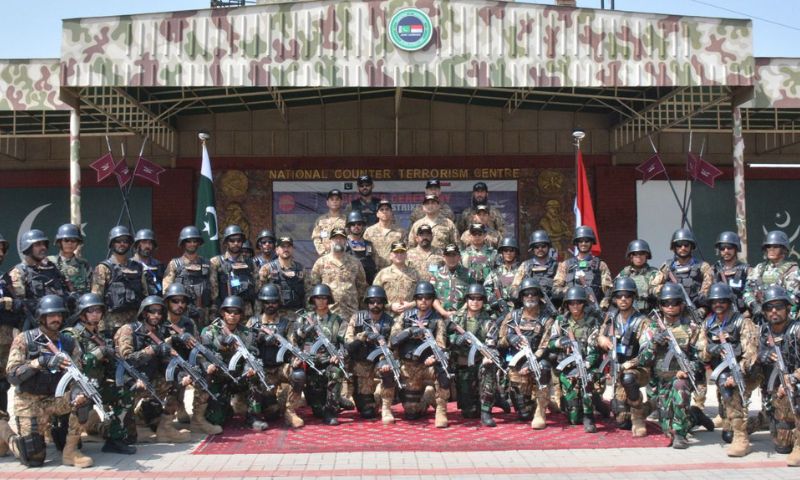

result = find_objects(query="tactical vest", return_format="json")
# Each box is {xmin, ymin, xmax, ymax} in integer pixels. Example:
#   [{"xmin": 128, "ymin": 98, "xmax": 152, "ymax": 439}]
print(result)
[
  {"xmin": 136, "ymin": 258, "xmax": 165, "ymax": 296},
  {"xmin": 521, "ymin": 258, "xmax": 558, "ymax": 293},
  {"xmin": 398, "ymin": 308, "xmax": 442, "ymax": 361},
  {"xmin": 618, "ymin": 266, "xmax": 656, "ymax": 311},
  {"xmin": 346, "ymin": 239, "xmax": 377, "ymax": 284},
  {"xmin": 129, "ymin": 321, "xmax": 164, "ymax": 377},
  {"xmin": 606, "ymin": 311, "xmax": 647, "ymax": 362},
  {"xmin": 17, "ymin": 262, "xmax": 69, "ymax": 302},
  {"xmin": 267, "ymin": 259, "xmax": 305, "ymax": 310},
  {"xmin": 100, "ymin": 260, "xmax": 145, "ymax": 313},
  {"xmin": 214, "ymin": 255, "xmax": 256, "ymax": 303},
  {"xmin": 668, "ymin": 258, "xmax": 704, "ymax": 303},
  {"xmin": 165, "ymin": 316, "xmax": 196, "ymax": 359},
  {"xmin": 351, "ymin": 198, "xmax": 380, "ymax": 225},
  {"xmin": 704, "ymin": 313, "xmax": 745, "ymax": 367},
  {"xmin": 18, "ymin": 329, "xmax": 74, "ymax": 395},
  {"xmin": 564, "ymin": 256, "xmax": 603, "ymax": 301},
  {"xmin": 713, "ymin": 261, "xmax": 748, "ymax": 305},
  {"xmin": 756, "ymin": 260, "xmax": 798, "ymax": 288},
  {"xmin": 62, "ymin": 322, "xmax": 110, "ymax": 379},
  {"xmin": 350, "ymin": 310, "xmax": 393, "ymax": 361},
  {"xmin": 173, "ymin": 257, "xmax": 212, "ymax": 307},
  {"xmin": 254, "ymin": 315, "xmax": 292, "ymax": 366},
  {"xmin": 758, "ymin": 320, "xmax": 800, "ymax": 371},
  {"xmin": 507, "ymin": 309, "xmax": 551, "ymax": 357}
]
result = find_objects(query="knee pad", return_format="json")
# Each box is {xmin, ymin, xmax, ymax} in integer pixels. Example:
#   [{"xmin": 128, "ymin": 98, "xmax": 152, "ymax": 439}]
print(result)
[
  {"xmin": 379, "ymin": 371, "xmax": 396, "ymax": 389},
  {"xmin": 14, "ymin": 433, "xmax": 46, "ymax": 467},
  {"xmin": 715, "ymin": 372, "xmax": 735, "ymax": 401},
  {"xmin": 401, "ymin": 389, "xmax": 423, "ymax": 405},
  {"xmin": 289, "ymin": 368, "xmax": 306, "ymax": 392},
  {"xmin": 538, "ymin": 360, "xmax": 552, "ymax": 384},
  {"xmin": 621, "ymin": 372, "xmax": 640, "ymax": 401},
  {"xmin": 138, "ymin": 399, "xmax": 164, "ymax": 424}
]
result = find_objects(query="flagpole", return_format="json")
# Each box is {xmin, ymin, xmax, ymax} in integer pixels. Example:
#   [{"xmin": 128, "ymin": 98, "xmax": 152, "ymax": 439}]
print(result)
[
  {"xmin": 572, "ymin": 129, "xmax": 585, "ymax": 257},
  {"xmin": 647, "ymin": 136, "xmax": 694, "ymax": 231}
]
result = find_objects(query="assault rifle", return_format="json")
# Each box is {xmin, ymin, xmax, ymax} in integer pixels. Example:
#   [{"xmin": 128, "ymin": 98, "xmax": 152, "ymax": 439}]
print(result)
[
  {"xmin": 709, "ymin": 332, "xmax": 748, "ymax": 407},
  {"xmin": 47, "ymin": 338, "xmax": 108, "ymax": 422},
  {"xmin": 651, "ymin": 310, "xmax": 699, "ymax": 395},
  {"xmin": 304, "ymin": 312, "xmax": 351, "ymax": 380},
  {"xmin": 412, "ymin": 318, "xmax": 453, "ymax": 379},
  {"xmin": 147, "ymin": 331, "xmax": 219, "ymax": 402},
  {"xmin": 556, "ymin": 328, "xmax": 591, "ymax": 392},
  {"xmin": 508, "ymin": 315, "xmax": 543, "ymax": 388},
  {"xmin": 667, "ymin": 271, "xmax": 702, "ymax": 324},
  {"xmin": 256, "ymin": 324, "xmax": 323, "ymax": 374},
  {"xmin": 766, "ymin": 329, "xmax": 799, "ymax": 415},
  {"xmin": 598, "ymin": 307, "xmax": 620, "ymax": 386},
  {"xmin": 364, "ymin": 320, "xmax": 404, "ymax": 388},
  {"xmin": 449, "ymin": 321, "xmax": 507, "ymax": 374},
  {"xmin": 167, "ymin": 323, "xmax": 237, "ymax": 383},
  {"xmin": 219, "ymin": 323, "xmax": 274, "ymax": 392}
]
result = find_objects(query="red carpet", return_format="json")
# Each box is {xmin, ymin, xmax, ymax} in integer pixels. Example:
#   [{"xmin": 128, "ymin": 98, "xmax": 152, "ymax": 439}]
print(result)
[{"xmin": 193, "ymin": 403, "xmax": 669, "ymax": 454}]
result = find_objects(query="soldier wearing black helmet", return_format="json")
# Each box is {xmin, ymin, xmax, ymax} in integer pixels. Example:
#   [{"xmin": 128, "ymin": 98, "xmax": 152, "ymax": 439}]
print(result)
[
  {"xmin": 132, "ymin": 228, "xmax": 165, "ymax": 296},
  {"xmin": 696, "ymin": 282, "xmax": 758, "ymax": 457},
  {"xmin": 595, "ymin": 277, "xmax": 650, "ymax": 437},
  {"xmin": 483, "ymin": 236, "xmax": 521, "ymax": 317},
  {"xmin": 257, "ymin": 236, "xmax": 307, "ymax": 319},
  {"xmin": 163, "ymin": 225, "xmax": 217, "ymax": 328},
  {"xmin": 0, "ymin": 295, "xmax": 93, "ymax": 468},
  {"xmin": 754, "ymin": 285, "xmax": 800, "ymax": 466},
  {"xmin": 346, "ymin": 174, "xmax": 381, "ymax": 226},
  {"xmin": 364, "ymin": 199, "xmax": 407, "ymax": 270},
  {"xmin": 210, "ymin": 225, "xmax": 258, "ymax": 317},
  {"xmin": 311, "ymin": 189, "xmax": 346, "ymax": 256},
  {"xmin": 553, "ymin": 225, "xmax": 613, "ymax": 305},
  {"xmin": 652, "ymin": 228, "xmax": 713, "ymax": 317},
  {"xmin": 511, "ymin": 230, "xmax": 559, "ymax": 300},
  {"xmin": 91, "ymin": 226, "xmax": 148, "ymax": 334},
  {"xmin": 744, "ymin": 230, "xmax": 799, "ymax": 321},
  {"xmin": 345, "ymin": 211, "xmax": 378, "ymax": 284},
  {"xmin": 615, "ymin": 239, "xmax": 658, "ymax": 311},
  {"xmin": 389, "ymin": 281, "xmax": 450, "ymax": 427},
  {"xmin": 457, "ymin": 182, "xmax": 506, "ymax": 236},
  {"xmin": 248, "ymin": 284, "xmax": 305, "ymax": 429},
  {"xmin": 710, "ymin": 231, "xmax": 751, "ymax": 313},
  {"xmin": 498, "ymin": 277, "xmax": 557, "ymax": 430},
  {"xmin": 253, "ymin": 229, "xmax": 277, "ymax": 269},
  {"xmin": 48, "ymin": 223, "xmax": 92, "ymax": 294},
  {"xmin": 344, "ymin": 285, "xmax": 397, "ymax": 423}
]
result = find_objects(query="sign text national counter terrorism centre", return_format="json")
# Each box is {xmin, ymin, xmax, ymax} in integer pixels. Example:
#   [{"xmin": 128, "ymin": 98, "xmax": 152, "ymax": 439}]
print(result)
[{"xmin": 266, "ymin": 168, "xmax": 522, "ymax": 181}]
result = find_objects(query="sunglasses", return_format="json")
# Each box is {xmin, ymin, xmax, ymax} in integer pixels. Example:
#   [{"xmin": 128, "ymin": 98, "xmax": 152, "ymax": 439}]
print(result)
[
  {"xmin": 674, "ymin": 242, "xmax": 692, "ymax": 248},
  {"xmin": 367, "ymin": 300, "xmax": 385, "ymax": 305},
  {"xmin": 614, "ymin": 293, "xmax": 634, "ymax": 299},
  {"xmin": 718, "ymin": 245, "xmax": 737, "ymax": 251},
  {"xmin": 532, "ymin": 244, "xmax": 549, "ymax": 249},
  {"xmin": 566, "ymin": 300, "xmax": 584, "ymax": 306},
  {"xmin": 764, "ymin": 303, "xmax": 786, "ymax": 312},
  {"xmin": 185, "ymin": 239, "xmax": 200, "ymax": 244},
  {"xmin": 660, "ymin": 300, "xmax": 682, "ymax": 307},
  {"xmin": 467, "ymin": 296, "xmax": 485, "ymax": 301},
  {"xmin": 522, "ymin": 292, "xmax": 540, "ymax": 298},
  {"xmin": 416, "ymin": 295, "xmax": 435, "ymax": 300},
  {"xmin": 145, "ymin": 308, "xmax": 163, "ymax": 315},
  {"xmin": 61, "ymin": 238, "xmax": 80, "ymax": 243},
  {"xmin": 168, "ymin": 298, "xmax": 188, "ymax": 304}
]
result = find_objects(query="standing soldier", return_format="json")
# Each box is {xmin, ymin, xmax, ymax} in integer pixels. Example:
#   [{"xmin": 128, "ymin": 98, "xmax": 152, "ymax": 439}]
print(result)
[
  {"xmin": 431, "ymin": 244, "xmax": 471, "ymax": 320},
  {"xmin": 210, "ymin": 225, "xmax": 258, "ymax": 316},
  {"xmin": 310, "ymin": 227, "xmax": 368, "ymax": 321},
  {"xmin": 345, "ymin": 286, "xmax": 397, "ymax": 422},
  {"xmin": 407, "ymin": 195, "xmax": 459, "ymax": 251},
  {"xmin": 113, "ymin": 296, "xmax": 192, "ymax": 443},
  {"xmin": 348, "ymin": 175, "xmax": 381, "ymax": 226},
  {"xmin": 132, "ymin": 229, "xmax": 165, "ymax": 296},
  {"xmin": 457, "ymin": 182, "xmax": 506, "ymax": 236},
  {"xmin": 364, "ymin": 199, "xmax": 406, "ymax": 270},
  {"xmin": 49, "ymin": 223, "xmax": 92, "ymax": 295},
  {"xmin": 373, "ymin": 242, "xmax": 419, "ymax": 318},
  {"xmin": 447, "ymin": 284, "xmax": 500, "ymax": 427},
  {"xmin": 0, "ymin": 233, "xmax": 23, "ymax": 415},
  {"xmin": 91, "ymin": 226, "xmax": 148, "ymax": 335},
  {"xmin": 755, "ymin": 285, "xmax": 800, "ymax": 466},
  {"xmin": 163, "ymin": 226, "xmax": 216, "ymax": 328},
  {"xmin": 461, "ymin": 224, "xmax": 498, "ymax": 284},
  {"xmin": 652, "ymin": 228, "xmax": 713, "ymax": 314},
  {"xmin": 241, "ymin": 240, "xmax": 255, "ymax": 260},
  {"xmin": 744, "ymin": 230, "xmax": 799, "ymax": 321},
  {"xmin": 460, "ymin": 205, "xmax": 502, "ymax": 248},
  {"xmin": 294, "ymin": 285, "xmax": 348, "ymax": 425},
  {"xmin": 389, "ymin": 281, "xmax": 450, "ymax": 427},
  {"xmin": 511, "ymin": 230, "xmax": 559, "ymax": 300},
  {"xmin": 553, "ymin": 226, "xmax": 613, "ymax": 305},
  {"xmin": 248, "ymin": 285, "xmax": 305, "ymax": 428},
  {"xmin": 0, "ymin": 295, "xmax": 93, "ymax": 467},
  {"xmin": 62, "ymin": 293, "xmax": 136, "ymax": 454},
  {"xmin": 711, "ymin": 232, "xmax": 750, "ymax": 312},
  {"xmin": 499, "ymin": 278, "xmax": 556, "ymax": 429},
  {"xmin": 253, "ymin": 229, "xmax": 277, "ymax": 270},
  {"xmin": 258, "ymin": 236, "xmax": 306, "ymax": 318},
  {"xmin": 409, "ymin": 178, "xmax": 455, "ymax": 225},
  {"xmin": 345, "ymin": 211, "xmax": 378, "ymax": 284},
  {"xmin": 406, "ymin": 224, "xmax": 444, "ymax": 280},
  {"xmin": 595, "ymin": 277, "xmax": 650, "ymax": 437},
  {"xmin": 697, "ymin": 282, "xmax": 758, "ymax": 457},
  {"xmin": 311, "ymin": 189, "xmax": 346, "ymax": 256},
  {"xmin": 616, "ymin": 239, "xmax": 659, "ymax": 312},
  {"xmin": 484, "ymin": 237, "xmax": 521, "ymax": 317}
]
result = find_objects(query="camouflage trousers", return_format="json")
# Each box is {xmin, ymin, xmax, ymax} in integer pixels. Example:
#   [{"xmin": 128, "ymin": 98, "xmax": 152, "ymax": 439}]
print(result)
[
  {"xmin": 99, "ymin": 311, "xmax": 136, "ymax": 334},
  {"xmin": 96, "ymin": 379, "xmax": 133, "ymax": 442},
  {"xmin": 559, "ymin": 372, "xmax": 596, "ymax": 425},
  {"xmin": 612, "ymin": 367, "xmax": 650, "ymax": 425},
  {"xmin": 454, "ymin": 362, "xmax": 497, "ymax": 416},
  {"xmin": 198, "ymin": 369, "xmax": 276, "ymax": 425},
  {"xmin": 0, "ymin": 325, "xmax": 13, "ymax": 415},
  {"xmin": 399, "ymin": 360, "xmax": 450, "ymax": 415},
  {"xmin": 764, "ymin": 391, "xmax": 799, "ymax": 452},
  {"xmin": 135, "ymin": 376, "xmax": 182, "ymax": 430},
  {"xmin": 654, "ymin": 374, "xmax": 692, "ymax": 437},
  {"xmin": 716, "ymin": 373, "xmax": 760, "ymax": 431},
  {"xmin": 305, "ymin": 362, "xmax": 346, "ymax": 417},
  {"xmin": 13, "ymin": 391, "xmax": 84, "ymax": 439}
]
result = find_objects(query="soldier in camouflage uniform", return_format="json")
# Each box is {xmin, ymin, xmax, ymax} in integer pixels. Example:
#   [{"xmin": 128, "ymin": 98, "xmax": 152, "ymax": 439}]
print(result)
[
  {"xmin": 511, "ymin": 230, "xmax": 559, "ymax": 300},
  {"xmin": 615, "ymin": 239, "xmax": 659, "ymax": 312},
  {"xmin": 132, "ymin": 229, "xmax": 165, "ymax": 296},
  {"xmin": 553, "ymin": 226, "xmax": 613, "ymax": 306},
  {"xmin": 210, "ymin": 225, "xmax": 258, "ymax": 317},
  {"xmin": 253, "ymin": 229, "xmax": 277, "ymax": 271},
  {"xmin": 92, "ymin": 226, "xmax": 148, "ymax": 334},
  {"xmin": 373, "ymin": 241, "xmax": 419, "ymax": 318},
  {"xmin": 459, "ymin": 205, "xmax": 501, "ymax": 248},
  {"xmin": 651, "ymin": 228, "xmax": 713, "ymax": 315},
  {"xmin": 364, "ymin": 199, "xmax": 406, "ymax": 270},
  {"xmin": 248, "ymin": 284, "xmax": 305, "ymax": 429},
  {"xmin": 0, "ymin": 233, "xmax": 23, "ymax": 416},
  {"xmin": 406, "ymin": 224, "xmax": 444, "ymax": 280},
  {"xmin": 49, "ymin": 224, "xmax": 92, "ymax": 295},
  {"xmin": 0, "ymin": 295, "xmax": 93, "ymax": 468},
  {"xmin": 744, "ymin": 230, "xmax": 799, "ymax": 321},
  {"xmin": 550, "ymin": 286, "xmax": 603, "ymax": 432},
  {"xmin": 407, "ymin": 195, "xmax": 459, "ymax": 251},
  {"xmin": 408, "ymin": 178, "xmax": 455, "ymax": 225},
  {"xmin": 484, "ymin": 237, "xmax": 521, "ymax": 318},
  {"xmin": 294, "ymin": 284, "xmax": 348, "ymax": 425},
  {"xmin": 447, "ymin": 284, "xmax": 500, "ymax": 427},
  {"xmin": 347, "ymin": 174, "xmax": 381, "ymax": 227},
  {"xmin": 431, "ymin": 244, "xmax": 471, "ymax": 320},
  {"xmin": 461, "ymin": 223, "xmax": 498, "ymax": 284},
  {"xmin": 241, "ymin": 240, "xmax": 255, "ymax": 260},
  {"xmin": 595, "ymin": 277, "xmax": 650, "ymax": 437},
  {"xmin": 311, "ymin": 189, "xmax": 346, "ymax": 256},
  {"xmin": 163, "ymin": 226, "xmax": 217, "ymax": 329},
  {"xmin": 257, "ymin": 236, "xmax": 307, "ymax": 319},
  {"xmin": 62, "ymin": 293, "xmax": 136, "ymax": 454},
  {"xmin": 389, "ymin": 281, "xmax": 450, "ymax": 427},
  {"xmin": 113, "ymin": 296, "xmax": 192, "ymax": 444},
  {"xmin": 345, "ymin": 286, "xmax": 397, "ymax": 423},
  {"xmin": 498, "ymin": 278, "xmax": 556, "ymax": 429},
  {"xmin": 310, "ymin": 227, "xmax": 368, "ymax": 321},
  {"xmin": 754, "ymin": 285, "xmax": 800, "ymax": 466},
  {"xmin": 345, "ymin": 211, "xmax": 378, "ymax": 284},
  {"xmin": 711, "ymin": 232, "xmax": 750, "ymax": 312},
  {"xmin": 697, "ymin": 282, "xmax": 759, "ymax": 457},
  {"xmin": 457, "ymin": 182, "xmax": 506, "ymax": 236}
]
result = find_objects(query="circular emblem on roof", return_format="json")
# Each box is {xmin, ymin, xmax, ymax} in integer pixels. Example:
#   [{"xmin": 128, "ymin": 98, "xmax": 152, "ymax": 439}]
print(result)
[{"xmin": 388, "ymin": 8, "xmax": 433, "ymax": 52}]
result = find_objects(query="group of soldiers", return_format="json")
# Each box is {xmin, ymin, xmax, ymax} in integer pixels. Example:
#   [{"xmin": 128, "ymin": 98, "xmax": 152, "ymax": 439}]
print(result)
[{"xmin": 0, "ymin": 174, "xmax": 798, "ymax": 469}]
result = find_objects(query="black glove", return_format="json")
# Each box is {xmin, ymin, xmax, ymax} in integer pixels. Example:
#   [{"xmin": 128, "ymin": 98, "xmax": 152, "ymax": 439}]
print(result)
[
  {"xmin": 177, "ymin": 333, "xmax": 193, "ymax": 345},
  {"xmin": 366, "ymin": 332, "xmax": 382, "ymax": 343},
  {"xmin": 558, "ymin": 337, "xmax": 572, "ymax": 349},
  {"xmin": 100, "ymin": 345, "xmax": 116, "ymax": 358},
  {"xmin": 410, "ymin": 327, "xmax": 425, "ymax": 338},
  {"xmin": 511, "ymin": 336, "xmax": 526, "ymax": 349},
  {"xmin": 220, "ymin": 335, "xmax": 237, "ymax": 348},
  {"xmin": 756, "ymin": 347, "xmax": 773, "ymax": 366},
  {"xmin": 453, "ymin": 334, "xmax": 467, "ymax": 346},
  {"xmin": 154, "ymin": 342, "xmax": 173, "ymax": 359},
  {"xmin": 652, "ymin": 331, "xmax": 670, "ymax": 346},
  {"xmin": 706, "ymin": 343, "xmax": 722, "ymax": 357},
  {"xmin": 44, "ymin": 352, "xmax": 70, "ymax": 370}
]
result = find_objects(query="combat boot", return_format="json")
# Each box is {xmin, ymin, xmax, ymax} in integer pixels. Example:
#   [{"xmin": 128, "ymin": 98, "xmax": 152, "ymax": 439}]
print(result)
[
  {"xmin": 284, "ymin": 406, "xmax": 305, "ymax": 429},
  {"xmin": 156, "ymin": 415, "xmax": 191, "ymax": 443},
  {"xmin": 62, "ymin": 435, "xmax": 93, "ymax": 468},
  {"xmin": 322, "ymin": 408, "xmax": 339, "ymax": 426},
  {"xmin": 592, "ymin": 391, "xmax": 610, "ymax": 418},
  {"xmin": 787, "ymin": 432, "xmax": 800, "ymax": 467},
  {"xmin": 480, "ymin": 402, "xmax": 496, "ymax": 427},
  {"xmin": 381, "ymin": 398, "xmax": 395, "ymax": 425},
  {"xmin": 630, "ymin": 400, "xmax": 648, "ymax": 437},
  {"xmin": 190, "ymin": 404, "xmax": 223, "ymax": 435},
  {"xmin": 689, "ymin": 406, "xmax": 715, "ymax": 432},
  {"xmin": 727, "ymin": 418, "xmax": 751, "ymax": 457},
  {"xmin": 245, "ymin": 414, "xmax": 268, "ymax": 431},
  {"xmin": 672, "ymin": 433, "xmax": 689, "ymax": 450},
  {"xmin": 176, "ymin": 404, "xmax": 191, "ymax": 424},
  {"xmin": 434, "ymin": 398, "xmax": 448, "ymax": 428},
  {"xmin": 102, "ymin": 438, "xmax": 136, "ymax": 455},
  {"xmin": 583, "ymin": 415, "xmax": 597, "ymax": 433},
  {"xmin": 531, "ymin": 389, "xmax": 548, "ymax": 430}
]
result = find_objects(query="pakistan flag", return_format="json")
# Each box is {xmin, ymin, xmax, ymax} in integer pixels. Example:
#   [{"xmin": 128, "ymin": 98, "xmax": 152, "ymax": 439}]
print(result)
[{"xmin": 195, "ymin": 140, "xmax": 220, "ymax": 258}]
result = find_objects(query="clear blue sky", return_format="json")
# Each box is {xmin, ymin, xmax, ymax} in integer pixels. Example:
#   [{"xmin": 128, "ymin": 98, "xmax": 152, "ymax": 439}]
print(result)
[{"xmin": 0, "ymin": 0, "xmax": 796, "ymax": 59}]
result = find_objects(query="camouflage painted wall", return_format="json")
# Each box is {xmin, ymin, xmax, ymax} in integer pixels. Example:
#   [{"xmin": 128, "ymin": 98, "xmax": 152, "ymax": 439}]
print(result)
[
  {"xmin": 0, "ymin": 59, "xmax": 68, "ymax": 110},
  {"xmin": 754, "ymin": 57, "xmax": 800, "ymax": 108}
]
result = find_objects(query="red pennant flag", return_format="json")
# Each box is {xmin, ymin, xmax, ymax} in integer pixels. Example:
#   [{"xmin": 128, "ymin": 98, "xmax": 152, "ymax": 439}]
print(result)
[
  {"xmin": 573, "ymin": 150, "xmax": 602, "ymax": 256},
  {"xmin": 113, "ymin": 159, "xmax": 133, "ymax": 187},
  {"xmin": 89, "ymin": 152, "xmax": 116, "ymax": 182},
  {"xmin": 635, "ymin": 154, "xmax": 666, "ymax": 183},
  {"xmin": 686, "ymin": 152, "xmax": 700, "ymax": 181},
  {"xmin": 133, "ymin": 156, "xmax": 165, "ymax": 185},
  {"xmin": 695, "ymin": 156, "xmax": 723, "ymax": 188}
]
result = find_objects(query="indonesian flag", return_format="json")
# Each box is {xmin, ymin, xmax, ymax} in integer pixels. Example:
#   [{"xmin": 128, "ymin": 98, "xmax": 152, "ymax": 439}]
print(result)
[
  {"xmin": 410, "ymin": 24, "xmax": 423, "ymax": 33},
  {"xmin": 574, "ymin": 149, "xmax": 602, "ymax": 256}
]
